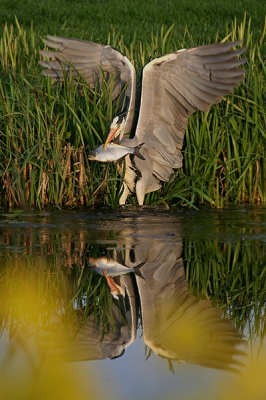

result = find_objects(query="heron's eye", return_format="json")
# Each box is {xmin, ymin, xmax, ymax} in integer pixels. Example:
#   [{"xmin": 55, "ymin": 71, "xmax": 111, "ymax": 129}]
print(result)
[
  {"xmin": 110, "ymin": 116, "xmax": 120, "ymax": 129},
  {"xmin": 116, "ymin": 115, "xmax": 125, "ymax": 125}
]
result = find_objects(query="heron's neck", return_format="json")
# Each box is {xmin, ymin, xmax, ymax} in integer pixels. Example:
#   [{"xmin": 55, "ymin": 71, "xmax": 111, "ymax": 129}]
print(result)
[{"xmin": 123, "ymin": 60, "xmax": 139, "ymax": 137}]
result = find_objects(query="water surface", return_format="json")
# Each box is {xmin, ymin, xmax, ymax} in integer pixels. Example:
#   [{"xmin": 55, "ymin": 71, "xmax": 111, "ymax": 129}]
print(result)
[{"xmin": 0, "ymin": 205, "xmax": 265, "ymax": 399}]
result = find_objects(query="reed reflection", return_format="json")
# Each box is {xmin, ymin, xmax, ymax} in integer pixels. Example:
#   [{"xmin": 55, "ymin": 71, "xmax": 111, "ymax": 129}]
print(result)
[{"xmin": 0, "ymin": 212, "xmax": 249, "ymax": 373}]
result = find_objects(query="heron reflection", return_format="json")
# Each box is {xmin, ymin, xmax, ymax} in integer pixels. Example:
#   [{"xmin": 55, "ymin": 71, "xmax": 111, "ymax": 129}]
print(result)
[
  {"xmin": 0, "ymin": 214, "xmax": 246, "ymax": 371},
  {"xmin": 41, "ymin": 218, "xmax": 246, "ymax": 372}
]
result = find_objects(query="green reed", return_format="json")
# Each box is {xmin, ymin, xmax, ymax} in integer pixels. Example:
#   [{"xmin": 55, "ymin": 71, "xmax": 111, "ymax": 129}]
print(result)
[
  {"xmin": 147, "ymin": 17, "xmax": 266, "ymax": 207},
  {"xmin": 184, "ymin": 239, "xmax": 266, "ymax": 338},
  {"xmin": 0, "ymin": 16, "xmax": 265, "ymax": 208},
  {"xmin": 0, "ymin": 21, "xmax": 121, "ymax": 208}
]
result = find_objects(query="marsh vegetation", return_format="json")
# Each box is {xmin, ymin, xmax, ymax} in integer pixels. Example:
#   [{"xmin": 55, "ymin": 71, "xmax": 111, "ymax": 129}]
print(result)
[{"xmin": 0, "ymin": 2, "xmax": 265, "ymax": 209}]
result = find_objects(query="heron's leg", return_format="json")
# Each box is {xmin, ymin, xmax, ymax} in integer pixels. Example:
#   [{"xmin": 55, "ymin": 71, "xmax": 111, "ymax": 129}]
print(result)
[
  {"xmin": 119, "ymin": 182, "xmax": 130, "ymax": 205},
  {"xmin": 136, "ymin": 180, "xmax": 145, "ymax": 206}
]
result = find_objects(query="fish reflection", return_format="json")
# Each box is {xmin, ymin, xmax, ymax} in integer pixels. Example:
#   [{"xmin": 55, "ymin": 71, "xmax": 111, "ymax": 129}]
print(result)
[
  {"xmin": 88, "ymin": 256, "xmax": 144, "ymax": 278},
  {"xmin": 87, "ymin": 255, "xmax": 144, "ymax": 299}
]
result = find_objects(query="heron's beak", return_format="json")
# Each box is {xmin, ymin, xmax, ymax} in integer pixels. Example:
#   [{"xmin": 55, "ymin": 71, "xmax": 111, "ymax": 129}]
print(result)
[
  {"xmin": 103, "ymin": 127, "xmax": 119, "ymax": 150},
  {"xmin": 103, "ymin": 270, "xmax": 118, "ymax": 290},
  {"xmin": 103, "ymin": 270, "xmax": 121, "ymax": 299}
]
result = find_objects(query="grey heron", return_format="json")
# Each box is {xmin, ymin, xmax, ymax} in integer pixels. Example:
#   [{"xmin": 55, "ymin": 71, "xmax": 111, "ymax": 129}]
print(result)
[{"xmin": 40, "ymin": 37, "xmax": 246, "ymax": 205}]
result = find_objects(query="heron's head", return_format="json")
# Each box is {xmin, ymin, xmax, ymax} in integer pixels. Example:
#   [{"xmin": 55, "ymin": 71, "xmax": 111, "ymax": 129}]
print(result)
[{"xmin": 103, "ymin": 115, "xmax": 125, "ymax": 150}]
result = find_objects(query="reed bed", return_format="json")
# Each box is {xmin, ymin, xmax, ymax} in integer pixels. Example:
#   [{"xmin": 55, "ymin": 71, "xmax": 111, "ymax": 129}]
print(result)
[{"xmin": 0, "ymin": 16, "xmax": 265, "ymax": 208}]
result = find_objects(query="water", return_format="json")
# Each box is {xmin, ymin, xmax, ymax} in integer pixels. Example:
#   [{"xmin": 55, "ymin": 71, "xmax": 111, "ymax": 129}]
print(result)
[{"xmin": 0, "ymin": 205, "xmax": 266, "ymax": 400}]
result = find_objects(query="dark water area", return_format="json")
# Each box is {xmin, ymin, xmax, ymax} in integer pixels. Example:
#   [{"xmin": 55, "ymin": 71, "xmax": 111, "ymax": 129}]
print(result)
[{"xmin": 0, "ymin": 205, "xmax": 266, "ymax": 399}]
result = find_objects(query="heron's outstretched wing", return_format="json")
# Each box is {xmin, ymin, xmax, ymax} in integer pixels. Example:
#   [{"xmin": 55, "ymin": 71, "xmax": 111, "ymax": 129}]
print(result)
[
  {"xmin": 134, "ymin": 41, "xmax": 246, "ymax": 182},
  {"xmin": 128, "ymin": 242, "xmax": 246, "ymax": 371},
  {"xmin": 39, "ymin": 36, "xmax": 137, "ymax": 132}
]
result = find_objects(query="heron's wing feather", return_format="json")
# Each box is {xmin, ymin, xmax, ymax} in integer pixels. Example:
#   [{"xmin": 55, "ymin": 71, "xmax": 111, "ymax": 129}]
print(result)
[
  {"xmin": 39, "ymin": 36, "xmax": 137, "ymax": 130},
  {"xmin": 134, "ymin": 41, "xmax": 246, "ymax": 181}
]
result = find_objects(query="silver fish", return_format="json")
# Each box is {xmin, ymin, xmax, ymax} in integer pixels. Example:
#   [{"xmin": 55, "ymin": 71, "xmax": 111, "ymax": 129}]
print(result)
[
  {"xmin": 88, "ymin": 256, "xmax": 144, "ymax": 277},
  {"xmin": 88, "ymin": 142, "xmax": 145, "ymax": 163}
]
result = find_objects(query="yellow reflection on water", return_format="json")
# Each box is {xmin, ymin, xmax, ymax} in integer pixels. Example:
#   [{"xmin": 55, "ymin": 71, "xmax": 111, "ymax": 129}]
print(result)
[{"xmin": 0, "ymin": 259, "xmax": 104, "ymax": 400}]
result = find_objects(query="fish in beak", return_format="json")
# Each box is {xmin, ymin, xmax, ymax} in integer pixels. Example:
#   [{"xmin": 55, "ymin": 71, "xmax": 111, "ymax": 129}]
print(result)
[
  {"xmin": 103, "ymin": 127, "xmax": 119, "ymax": 150},
  {"xmin": 88, "ymin": 142, "xmax": 145, "ymax": 162}
]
